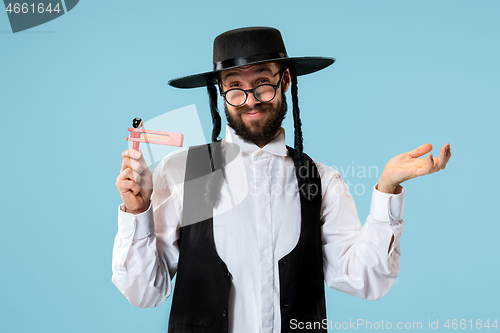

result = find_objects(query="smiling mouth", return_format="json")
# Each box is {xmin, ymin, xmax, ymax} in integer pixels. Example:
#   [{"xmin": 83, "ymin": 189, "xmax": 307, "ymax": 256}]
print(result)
[{"xmin": 244, "ymin": 110, "xmax": 265, "ymax": 118}]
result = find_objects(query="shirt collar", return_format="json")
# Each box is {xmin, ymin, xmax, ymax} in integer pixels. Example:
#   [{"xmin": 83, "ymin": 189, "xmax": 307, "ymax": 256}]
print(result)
[{"xmin": 224, "ymin": 125, "xmax": 288, "ymax": 157}]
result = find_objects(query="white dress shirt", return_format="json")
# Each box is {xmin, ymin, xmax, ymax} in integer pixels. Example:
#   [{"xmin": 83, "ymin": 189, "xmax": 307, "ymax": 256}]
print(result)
[{"xmin": 112, "ymin": 125, "xmax": 405, "ymax": 333}]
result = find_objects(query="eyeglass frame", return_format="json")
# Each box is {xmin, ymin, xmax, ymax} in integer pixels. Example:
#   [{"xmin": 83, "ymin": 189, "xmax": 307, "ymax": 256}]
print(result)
[{"xmin": 218, "ymin": 69, "xmax": 285, "ymax": 107}]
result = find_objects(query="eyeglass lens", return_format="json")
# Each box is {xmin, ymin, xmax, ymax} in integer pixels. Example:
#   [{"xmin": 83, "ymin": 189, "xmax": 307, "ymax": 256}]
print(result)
[{"xmin": 226, "ymin": 85, "xmax": 276, "ymax": 106}]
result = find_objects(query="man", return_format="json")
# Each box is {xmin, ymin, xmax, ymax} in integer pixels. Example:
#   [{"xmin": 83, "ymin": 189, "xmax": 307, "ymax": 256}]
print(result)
[{"xmin": 113, "ymin": 27, "xmax": 451, "ymax": 333}]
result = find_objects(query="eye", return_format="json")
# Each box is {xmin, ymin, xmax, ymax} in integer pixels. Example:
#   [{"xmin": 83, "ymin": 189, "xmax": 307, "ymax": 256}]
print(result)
[
  {"xmin": 257, "ymin": 78, "xmax": 270, "ymax": 85},
  {"xmin": 229, "ymin": 82, "xmax": 241, "ymax": 88}
]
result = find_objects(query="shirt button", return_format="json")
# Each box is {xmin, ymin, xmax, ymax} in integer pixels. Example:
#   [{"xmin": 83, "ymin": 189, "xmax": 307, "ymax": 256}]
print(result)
[
  {"xmin": 255, "ymin": 150, "xmax": 263, "ymax": 157},
  {"xmin": 222, "ymin": 309, "xmax": 227, "ymax": 317}
]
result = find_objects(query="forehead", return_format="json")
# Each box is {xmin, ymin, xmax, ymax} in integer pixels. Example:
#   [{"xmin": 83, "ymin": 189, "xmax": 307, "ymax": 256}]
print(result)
[{"xmin": 221, "ymin": 62, "xmax": 280, "ymax": 81}]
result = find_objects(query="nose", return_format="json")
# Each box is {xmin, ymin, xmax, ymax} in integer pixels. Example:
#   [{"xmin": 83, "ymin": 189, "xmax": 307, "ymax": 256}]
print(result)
[{"xmin": 244, "ymin": 89, "xmax": 259, "ymax": 107}]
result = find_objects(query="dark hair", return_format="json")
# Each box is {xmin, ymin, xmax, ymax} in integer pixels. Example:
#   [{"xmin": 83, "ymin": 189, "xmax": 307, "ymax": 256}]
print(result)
[
  {"xmin": 205, "ymin": 76, "xmax": 224, "ymax": 207},
  {"xmin": 207, "ymin": 75, "xmax": 222, "ymax": 142},
  {"xmin": 288, "ymin": 65, "xmax": 315, "ymax": 201}
]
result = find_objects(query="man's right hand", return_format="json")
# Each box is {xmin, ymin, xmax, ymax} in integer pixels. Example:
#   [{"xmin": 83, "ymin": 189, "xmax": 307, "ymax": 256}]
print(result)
[{"xmin": 116, "ymin": 149, "xmax": 153, "ymax": 215}]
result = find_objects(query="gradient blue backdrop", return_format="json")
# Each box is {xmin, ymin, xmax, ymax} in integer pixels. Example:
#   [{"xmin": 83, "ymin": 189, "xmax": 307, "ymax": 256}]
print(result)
[{"xmin": 1, "ymin": 1, "xmax": 498, "ymax": 332}]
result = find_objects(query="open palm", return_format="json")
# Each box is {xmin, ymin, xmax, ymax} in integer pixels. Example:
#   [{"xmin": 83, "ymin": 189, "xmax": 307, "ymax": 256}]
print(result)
[{"xmin": 379, "ymin": 143, "xmax": 451, "ymax": 193}]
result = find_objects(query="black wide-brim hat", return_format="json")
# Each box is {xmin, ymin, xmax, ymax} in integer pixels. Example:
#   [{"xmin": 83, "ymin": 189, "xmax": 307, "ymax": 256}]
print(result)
[{"xmin": 168, "ymin": 27, "xmax": 335, "ymax": 89}]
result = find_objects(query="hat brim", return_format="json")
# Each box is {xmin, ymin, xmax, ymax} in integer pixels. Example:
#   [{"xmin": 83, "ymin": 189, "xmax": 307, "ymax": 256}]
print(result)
[{"xmin": 168, "ymin": 56, "xmax": 335, "ymax": 89}]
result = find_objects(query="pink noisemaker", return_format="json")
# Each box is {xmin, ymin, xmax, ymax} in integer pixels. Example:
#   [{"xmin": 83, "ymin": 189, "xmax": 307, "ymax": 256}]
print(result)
[{"xmin": 127, "ymin": 117, "xmax": 184, "ymax": 150}]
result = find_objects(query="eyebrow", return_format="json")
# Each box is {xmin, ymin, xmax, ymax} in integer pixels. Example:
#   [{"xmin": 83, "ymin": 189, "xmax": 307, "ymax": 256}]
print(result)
[{"xmin": 222, "ymin": 67, "xmax": 274, "ymax": 81}]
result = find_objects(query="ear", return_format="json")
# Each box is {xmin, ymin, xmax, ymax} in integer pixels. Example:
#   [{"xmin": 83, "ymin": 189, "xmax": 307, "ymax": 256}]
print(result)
[{"xmin": 282, "ymin": 68, "xmax": 291, "ymax": 93}]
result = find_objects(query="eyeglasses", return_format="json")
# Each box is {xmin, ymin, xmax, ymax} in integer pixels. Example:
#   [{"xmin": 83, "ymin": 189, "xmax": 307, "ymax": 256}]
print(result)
[{"xmin": 220, "ymin": 70, "xmax": 284, "ymax": 107}]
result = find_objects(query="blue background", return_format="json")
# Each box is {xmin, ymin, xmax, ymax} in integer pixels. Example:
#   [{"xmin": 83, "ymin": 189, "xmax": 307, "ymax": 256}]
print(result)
[{"xmin": 1, "ymin": 1, "xmax": 498, "ymax": 332}]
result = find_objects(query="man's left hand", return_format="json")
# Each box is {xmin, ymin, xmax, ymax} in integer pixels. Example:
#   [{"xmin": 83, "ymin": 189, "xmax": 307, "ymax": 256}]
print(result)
[{"xmin": 377, "ymin": 143, "xmax": 452, "ymax": 194}]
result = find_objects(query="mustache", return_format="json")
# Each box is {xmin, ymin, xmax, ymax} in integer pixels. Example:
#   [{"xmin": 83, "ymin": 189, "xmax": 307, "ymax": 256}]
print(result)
[{"xmin": 236, "ymin": 103, "xmax": 272, "ymax": 114}]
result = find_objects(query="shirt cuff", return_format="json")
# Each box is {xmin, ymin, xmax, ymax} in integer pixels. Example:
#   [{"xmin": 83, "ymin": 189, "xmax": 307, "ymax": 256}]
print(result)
[
  {"xmin": 370, "ymin": 184, "xmax": 405, "ymax": 222},
  {"xmin": 117, "ymin": 202, "xmax": 154, "ymax": 239}
]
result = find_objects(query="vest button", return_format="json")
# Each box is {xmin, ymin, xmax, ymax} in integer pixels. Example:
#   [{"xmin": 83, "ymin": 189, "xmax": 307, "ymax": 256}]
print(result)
[{"xmin": 222, "ymin": 309, "xmax": 227, "ymax": 317}]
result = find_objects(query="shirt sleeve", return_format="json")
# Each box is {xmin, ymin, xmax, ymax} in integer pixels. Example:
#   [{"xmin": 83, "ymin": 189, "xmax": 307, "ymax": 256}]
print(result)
[
  {"xmin": 316, "ymin": 161, "xmax": 405, "ymax": 301},
  {"xmin": 111, "ymin": 149, "xmax": 187, "ymax": 308}
]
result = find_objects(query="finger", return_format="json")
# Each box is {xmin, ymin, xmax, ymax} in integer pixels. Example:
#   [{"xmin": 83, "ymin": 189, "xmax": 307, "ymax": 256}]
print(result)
[
  {"xmin": 423, "ymin": 153, "xmax": 434, "ymax": 175},
  {"xmin": 116, "ymin": 176, "xmax": 140, "ymax": 193},
  {"xmin": 121, "ymin": 149, "xmax": 150, "ymax": 174},
  {"xmin": 117, "ymin": 179, "xmax": 141, "ymax": 195},
  {"xmin": 121, "ymin": 157, "xmax": 141, "ymax": 174},
  {"xmin": 407, "ymin": 143, "xmax": 433, "ymax": 158},
  {"xmin": 122, "ymin": 148, "xmax": 142, "ymax": 160},
  {"xmin": 116, "ymin": 178, "xmax": 130, "ymax": 192},
  {"xmin": 121, "ymin": 156, "xmax": 147, "ymax": 175},
  {"xmin": 121, "ymin": 167, "xmax": 142, "ymax": 184},
  {"xmin": 441, "ymin": 143, "xmax": 452, "ymax": 169},
  {"xmin": 433, "ymin": 144, "xmax": 452, "ymax": 171},
  {"xmin": 434, "ymin": 145, "xmax": 448, "ymax": 171},
  {"xmin": 415, "ymin": 153, "xmax": 433, "ymax": 177},
  {"xmin": 130, "ymin": 180, "xmax": 141, "ymax": 195},
  {"xmin": 444, "ymin": 143, "xmax": 451, "ymax": 158},
  {"xmin": 116, "ymin": 168, "xmax": 132, "ymax": 182},
  {"xmin": 440, "ymin": 144, "xmax": 451, "ymax": 168}
]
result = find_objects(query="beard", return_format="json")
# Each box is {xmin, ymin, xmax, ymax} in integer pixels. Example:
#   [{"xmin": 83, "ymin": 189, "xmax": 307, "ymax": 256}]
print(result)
[{"xmin": 225, "ymin": 92, "xmax": 287, "ymax": 147}]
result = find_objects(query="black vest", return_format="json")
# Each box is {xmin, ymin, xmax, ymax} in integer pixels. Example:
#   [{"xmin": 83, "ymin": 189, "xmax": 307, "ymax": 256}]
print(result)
[{"xmin": 168, "ymin": 143, "xmax": 326, "ymax": 333}]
